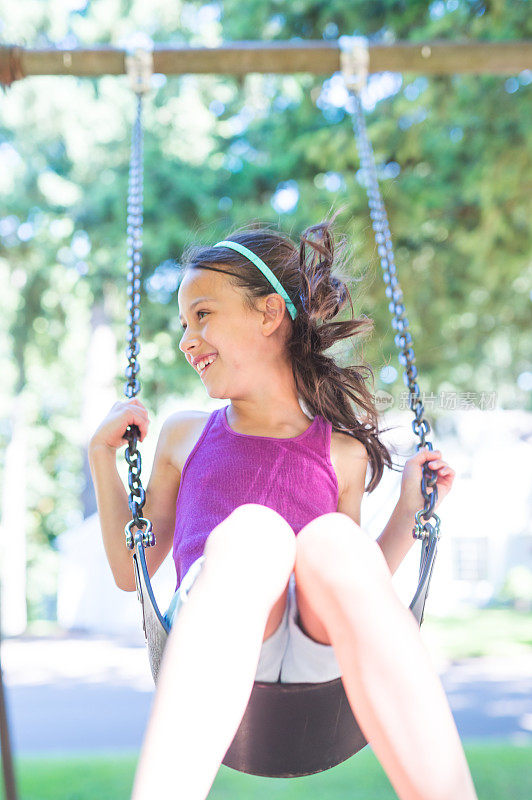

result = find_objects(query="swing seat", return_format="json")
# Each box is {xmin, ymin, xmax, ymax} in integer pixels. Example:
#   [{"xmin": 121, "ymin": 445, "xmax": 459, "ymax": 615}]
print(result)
[
  {"xmin": 132, "ymin": 529, "xmax": 437, "ymax": 778},
  {"xmin": 223, "ymin": 677, "xmax": 367, "ymax": 777}
]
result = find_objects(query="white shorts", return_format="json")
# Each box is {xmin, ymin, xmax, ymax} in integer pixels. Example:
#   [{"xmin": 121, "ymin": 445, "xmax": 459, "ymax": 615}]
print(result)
[{"xmin": 164, "ymin": 556, "xmax": 342, "ymax": 684}]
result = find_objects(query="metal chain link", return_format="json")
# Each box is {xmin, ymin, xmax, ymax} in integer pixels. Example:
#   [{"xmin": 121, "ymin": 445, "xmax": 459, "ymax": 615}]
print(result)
[
  {"xmin": 121, "ymin": 38, "xmax": 440, "ymax": 560},
  {"xmin": 123, "ymin": 41, "xmax": 154, "ymax": 551},
  {"xmin": 123, "ymin": 93, "xmax": 153, "ymax": 549},
  {"xmin": 340, "ymin": 36, "xmax": 440, "ymax": 546}
]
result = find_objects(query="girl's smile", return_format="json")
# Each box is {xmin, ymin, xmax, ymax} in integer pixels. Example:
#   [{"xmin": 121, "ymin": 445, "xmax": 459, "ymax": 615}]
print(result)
[
  {"xmin": 199, "ymin": 357, "xmax": 217, "ymax": 377},
  {"xmin": 190, "ymin": 352, "xmax": 219, "ymax": 373}
]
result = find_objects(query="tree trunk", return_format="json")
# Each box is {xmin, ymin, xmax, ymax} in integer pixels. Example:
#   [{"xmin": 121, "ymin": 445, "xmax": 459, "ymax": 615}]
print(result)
[
  {"xmin": 81, "ymin": 300, "xmax": 118, "ymax": 519},
  {"xmin": 0, "ymin": 392, "xmax": 28, "ymax": 636}
]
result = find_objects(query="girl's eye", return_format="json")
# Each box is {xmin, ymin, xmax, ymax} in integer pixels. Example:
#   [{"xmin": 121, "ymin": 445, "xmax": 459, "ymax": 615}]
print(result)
[{"xmin": 181, "ymin": 311, "xmax": 208, "ymax": 331}]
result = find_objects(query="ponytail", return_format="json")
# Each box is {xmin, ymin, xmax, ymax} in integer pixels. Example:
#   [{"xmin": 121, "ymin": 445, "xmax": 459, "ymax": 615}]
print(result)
[{"xmin": 180, "ymin": 213, "xmax": 396, "ymax": 492}]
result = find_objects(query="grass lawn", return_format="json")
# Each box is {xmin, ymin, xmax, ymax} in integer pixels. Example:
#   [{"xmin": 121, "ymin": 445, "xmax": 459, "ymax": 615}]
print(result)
[
  {"xmin": 10, "ymin": 608, "xmax": 531, "ymax": 798},
  {"xmin": 10, "ymin": 742, "xmax": 532, "ymax": 800},
  {"xmin": 421, "ymin": 607, "xmax": 532, "ymax": 660}
]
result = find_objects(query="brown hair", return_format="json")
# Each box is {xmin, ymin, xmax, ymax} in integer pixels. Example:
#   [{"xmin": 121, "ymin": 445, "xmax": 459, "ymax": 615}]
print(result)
[{"xmin": 179, "ymin": 214, "xmax": 397, "ymax": 493}]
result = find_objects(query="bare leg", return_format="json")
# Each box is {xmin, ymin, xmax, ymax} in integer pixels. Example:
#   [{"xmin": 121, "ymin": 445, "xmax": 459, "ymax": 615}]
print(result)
[
  {"xmin": 132, "ymin": 505, "xmax": 296, "ymax": 800},
  {"xmin": 295, "ymin": 517, "xmax": 478, "ymax": 800}
]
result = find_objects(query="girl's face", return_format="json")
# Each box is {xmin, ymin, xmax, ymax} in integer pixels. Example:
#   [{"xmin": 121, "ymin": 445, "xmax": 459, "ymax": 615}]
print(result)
[{"xmin": 178, "ymin": 267, "xmax": 287, "ymax": 399}]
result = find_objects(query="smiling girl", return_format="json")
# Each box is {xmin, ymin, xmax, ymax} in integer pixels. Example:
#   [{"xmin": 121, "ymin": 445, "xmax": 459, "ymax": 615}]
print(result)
[{"xmin": 89, "ymin": 218, "xmax": 477, "ymax": 800}]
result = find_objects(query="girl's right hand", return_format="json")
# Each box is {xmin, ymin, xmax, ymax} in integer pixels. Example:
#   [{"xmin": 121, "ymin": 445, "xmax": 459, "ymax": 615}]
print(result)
[{"xmin": 90, "ymin": 399, "xmax": 150, "ymax": 451}]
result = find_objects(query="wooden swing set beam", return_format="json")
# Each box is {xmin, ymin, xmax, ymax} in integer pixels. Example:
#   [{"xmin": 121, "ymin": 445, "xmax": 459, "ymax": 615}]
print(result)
[{"xmin": 1, "ymin": 40, "xmax": 531, "ymax": 87}]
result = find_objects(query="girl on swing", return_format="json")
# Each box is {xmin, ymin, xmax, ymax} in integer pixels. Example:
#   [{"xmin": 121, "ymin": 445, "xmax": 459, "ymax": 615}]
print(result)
[{"xmin": 89, "ymin": 218, "xmax": 478, "ymax": 800}]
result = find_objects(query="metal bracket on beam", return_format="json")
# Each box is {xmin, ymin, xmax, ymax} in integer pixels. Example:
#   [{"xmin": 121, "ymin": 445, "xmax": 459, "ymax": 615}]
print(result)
[
  {"xmin": 124, "ymin": 33, "xmax": 154, "ymax": 96},
  {"xmin": 339, "ymin": 35, "xmax": 369, "ymax": 94}
]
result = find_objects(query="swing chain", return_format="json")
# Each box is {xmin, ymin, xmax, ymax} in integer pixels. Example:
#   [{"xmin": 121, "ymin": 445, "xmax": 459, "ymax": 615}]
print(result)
[
  {"xmin": 341, "ymin": 40, "xmax": 440, "ymax": 544},
  {"xmin": 123, "ymin": 43, "xmax": 155, "ymax": 548}
]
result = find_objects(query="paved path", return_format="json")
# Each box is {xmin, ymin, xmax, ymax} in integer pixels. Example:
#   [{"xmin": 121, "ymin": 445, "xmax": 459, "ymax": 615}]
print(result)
[{"xmin": 2, "ymin": 635, "xmax": 532, "ymax": 755}]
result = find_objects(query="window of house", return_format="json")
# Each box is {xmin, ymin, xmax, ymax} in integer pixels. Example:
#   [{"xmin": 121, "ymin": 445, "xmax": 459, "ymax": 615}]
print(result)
[{"xmin": 452, "ymin": 537, "xmax": 489, "ymax": 581}]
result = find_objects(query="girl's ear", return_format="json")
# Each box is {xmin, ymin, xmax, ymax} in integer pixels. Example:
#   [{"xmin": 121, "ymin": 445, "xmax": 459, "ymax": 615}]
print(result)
[{"xmin": 263, "ymin": 294, "xmax": 287, "ymax": 330}]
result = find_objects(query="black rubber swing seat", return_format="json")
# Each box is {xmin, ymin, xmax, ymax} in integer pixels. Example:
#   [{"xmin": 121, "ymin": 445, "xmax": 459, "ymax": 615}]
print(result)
[{"xmin": 132, "ymin": 528, "xmax": 438, "ymax": 778}]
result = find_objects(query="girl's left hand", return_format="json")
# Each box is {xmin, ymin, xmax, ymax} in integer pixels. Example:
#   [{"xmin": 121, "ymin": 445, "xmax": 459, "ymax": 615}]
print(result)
[{"xmin": 399, "ymin": 447, "xmax": 456, "ymax": 515}]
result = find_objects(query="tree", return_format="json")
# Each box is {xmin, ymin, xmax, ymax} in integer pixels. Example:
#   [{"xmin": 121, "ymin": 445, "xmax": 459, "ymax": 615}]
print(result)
[{"xmin": 0, "ymin": 0, "xmax": 530, "ymax": 624}]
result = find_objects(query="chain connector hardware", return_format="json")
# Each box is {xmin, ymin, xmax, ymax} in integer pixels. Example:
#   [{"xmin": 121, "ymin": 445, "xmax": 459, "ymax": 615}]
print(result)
[
  {"xmin": 124, "ymin": 33, "xmax": 154, "ymax": 96},
  {"xmin": 125, "ymin": 517, "xmax": 154, "ymax": 549},
  {"xmin": 412, "ymin": 511, "xmax": 441, "ymax": 541},
  {"xmin": 339, "ymin": 35, "xmax": 369, "ymax": 94}
]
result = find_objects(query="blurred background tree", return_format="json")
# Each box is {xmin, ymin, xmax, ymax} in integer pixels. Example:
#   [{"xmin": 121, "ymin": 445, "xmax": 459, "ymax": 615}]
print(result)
[{"xmin": 0, "ymin": 0, "xmax": 530, "ymax": 625}]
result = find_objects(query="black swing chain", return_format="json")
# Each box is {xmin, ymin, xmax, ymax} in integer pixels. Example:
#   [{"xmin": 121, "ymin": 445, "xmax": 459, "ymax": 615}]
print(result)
[
  {"xmin": 340, "ymin": 36, "xmax": 440, "ymax": 544},
  {"xmin": 123, "ymin": 89, "xmax": 154, "ymax": 550},
  {"xmin": 121, "ymin": 39, "xmax": 440, "ymax": 551}
]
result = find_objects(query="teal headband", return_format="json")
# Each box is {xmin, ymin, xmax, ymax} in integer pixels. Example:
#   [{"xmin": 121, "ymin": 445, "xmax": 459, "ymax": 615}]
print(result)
[{"xmin": 213, "ymin": 240, "xmax": 298, "ymax": 320}]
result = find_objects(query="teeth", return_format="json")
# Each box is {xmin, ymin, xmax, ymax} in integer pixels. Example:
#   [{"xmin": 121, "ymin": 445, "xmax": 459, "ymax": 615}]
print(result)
[{"xmin": 197, "ymin": 355, "xmax": 216, "ymax": 372}]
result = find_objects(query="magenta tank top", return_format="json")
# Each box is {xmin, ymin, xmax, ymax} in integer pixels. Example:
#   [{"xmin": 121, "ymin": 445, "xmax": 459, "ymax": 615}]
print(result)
[{"xmin": 172, "ymin": 404, "xmax": 339, "ymax": 590}]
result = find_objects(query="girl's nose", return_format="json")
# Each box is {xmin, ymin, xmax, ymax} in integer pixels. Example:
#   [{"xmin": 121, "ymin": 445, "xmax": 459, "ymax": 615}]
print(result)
[{"xmin": 179, "ymin": 329, "xmax": 199, "ymax": 355}]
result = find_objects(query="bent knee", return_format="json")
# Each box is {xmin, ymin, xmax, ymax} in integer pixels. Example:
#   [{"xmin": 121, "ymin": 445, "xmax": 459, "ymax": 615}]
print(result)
[
  {"xmin": 296, "ymin": 512, "xmax": 390, "ymax": 589},
  {"xmin": 205, "ymin": 503, "xmax": 296, "ymax": 580}
]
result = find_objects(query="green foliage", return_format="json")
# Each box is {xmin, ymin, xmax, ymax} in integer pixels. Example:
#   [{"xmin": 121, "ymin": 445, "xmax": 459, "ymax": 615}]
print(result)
[
  {"xmin": 0, "ymin": 1, "xmax": 530, "ymax": 610},
  {"xmin": 422, "ymin": 607, "xmax": 532, "ymax": 658},
  {"xmin": 495, "ymin": 566, "xmax": 532, "ymax": 610}
]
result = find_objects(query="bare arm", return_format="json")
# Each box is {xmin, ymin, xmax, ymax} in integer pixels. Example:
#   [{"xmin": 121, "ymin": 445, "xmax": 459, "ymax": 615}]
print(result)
[
  {"xmin": 88, "ymin": 442, "xmax": 136, "ymax": 590},
  {"xmin": 377, "ymin": 447, "xmax": 455, "ymax": 575},
  {"xmin": 336, "ymin": 435, "xmax": 368, "ymax": 527},
  {"xmin": 335, "ymin": 435, "xmax": 415, "ymax": 576},
  {"xmin": 89, "ymin": 407, "xmax": 183, "ymax": 591},
  {"xmin": 375, "ymin": 501, "xmax": 417, "ymax": 576}
]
